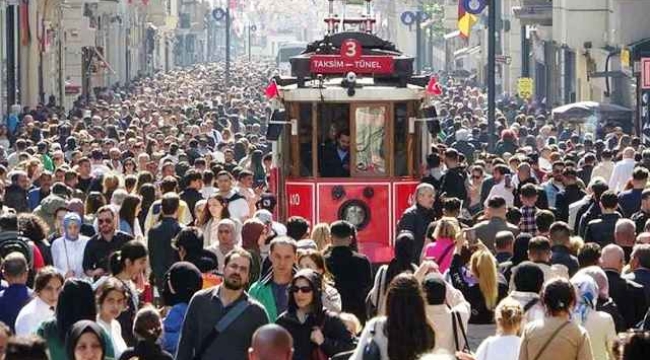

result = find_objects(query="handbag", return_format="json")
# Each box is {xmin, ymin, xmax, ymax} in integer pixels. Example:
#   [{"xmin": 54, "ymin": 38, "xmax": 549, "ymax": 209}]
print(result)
[
  {"xmin": 192, "ymin": 299, "xmax": 250, "ymax": 360},
  {"xmin": 451, "ymin": 309, "xmax": 471, "ymax": 357},
  {"xmin": 362, "ymin": 320, "xmax": 382, "ymax": 360}
]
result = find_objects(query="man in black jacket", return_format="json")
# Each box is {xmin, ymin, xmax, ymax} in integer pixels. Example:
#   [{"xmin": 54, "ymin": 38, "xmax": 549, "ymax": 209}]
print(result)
[
  {"xmin": 324, "ymin": 221, "xmax": 372, "ymax": 324},
  {"xmin": 320, "ymin": 129, "xmax": 350, "ymax": 178},
  {"xmin": 631, "ymin": 189, "xmax": 650, "ymax": 234},
  {"xmin": 148, "ymin": 193, "xmax": 183, "ymax": 290},
  {"xmin": 584, "ymin": 191, "xmax": 621, "ymax": 248},
  {"xmin": 602, "ymin": 244, "xmax": 648, "ymax": 328},
  {"xmin": 549, "ymin": 221, "xmax": 580, "ymax": 277},
  {"xmin": 179, "ymin": 169, "xmax": 203, "ymax": 219},
  {"xmin": 440, "ymin": 148, "xmax": 467, "ymax": 204},
  {"xmin": 4, "ymin": 170, "xmax": 30, "ymax": 213},
  {"xmin": 554, "ymin": 168, "xmax": 586, "ymax": 222},
  {"xmin": 397, "ymin": 183, "xmax": 437, "ymax": 263}
]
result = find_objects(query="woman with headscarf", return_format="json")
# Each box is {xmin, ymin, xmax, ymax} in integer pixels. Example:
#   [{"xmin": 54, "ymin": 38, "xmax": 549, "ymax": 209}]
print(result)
[
  {"xmin": 38, "ymin": 279, "xmax": 115, "ymax": 360},
  {"xmin": 50, "ymin": 212, "xmax": 90, "ymax": 279},
  {"xmin": 161, "ymin": 262, "xmax": 203, "ymax": 355},
  {"xmin": 570, "ymin": 274, "xmax": 616, "ymax": 360},
  {"xmin": 275, "ymin": 269, "xmax": 355, "ymax": 360},
  {"xmin": 576, "ymin": 266, "xmax": 625, "ymax": 332},
  {"xmin": 66, "ymin": 320, "xmax": 108, "ymax": 360}
]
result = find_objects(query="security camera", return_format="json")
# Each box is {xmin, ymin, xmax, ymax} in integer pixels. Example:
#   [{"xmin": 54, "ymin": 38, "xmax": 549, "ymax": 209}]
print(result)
[{"xmin": 346, "ymin": 72, "xmax": 357, "ymax": 84}]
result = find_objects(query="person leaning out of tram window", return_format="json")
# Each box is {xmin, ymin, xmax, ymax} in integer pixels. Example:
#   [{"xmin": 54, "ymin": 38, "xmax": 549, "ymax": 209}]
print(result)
[
  {"xmin": 449, "ymin": 239, "xmax": 508, "ymax": 324},
  {"xmin": 275, "ymin": 269, "xmax": 355, "ymax": 360},
  {"xmin": 320, "ymin": 129, "xmax": 350, "ymax": 178},
  {"xmin": 518, "ymin": 278, "xmax": 593, "ymax": 360}
]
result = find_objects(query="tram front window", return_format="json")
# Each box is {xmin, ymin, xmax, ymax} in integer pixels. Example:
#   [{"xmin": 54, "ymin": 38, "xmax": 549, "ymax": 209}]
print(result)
[
  {"xmin": 320, "ymin": 128, "xmax": 351, "ymax": 177},
  {"xmin": 318, "ymin": 104, "xmax": 350, "ymax": 178}
]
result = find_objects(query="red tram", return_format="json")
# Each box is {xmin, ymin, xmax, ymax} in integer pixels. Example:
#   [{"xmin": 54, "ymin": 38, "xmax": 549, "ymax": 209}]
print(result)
[{"xmin": 267, "ymin": 0, "xmax": 437, "ymax": 263}]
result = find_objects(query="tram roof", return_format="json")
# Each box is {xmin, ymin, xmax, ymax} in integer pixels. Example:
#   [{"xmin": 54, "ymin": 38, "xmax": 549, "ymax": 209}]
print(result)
[{"xmin": 278, "ymin": 77, "xmax": 425, "ymax": 102}]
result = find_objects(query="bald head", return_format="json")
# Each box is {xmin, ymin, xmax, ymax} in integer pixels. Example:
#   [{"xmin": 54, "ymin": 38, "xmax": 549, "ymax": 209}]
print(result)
[
  {"xmin": 615, "ymin": 219, "xmax": 636, "ymax": 247},
  {"xmin": 601, "ymin": 244, "xmax": 625, "ymax": 273},
  {"xmin": 248, "ymin": 324, "xmax": 293, "ymax": 360}
]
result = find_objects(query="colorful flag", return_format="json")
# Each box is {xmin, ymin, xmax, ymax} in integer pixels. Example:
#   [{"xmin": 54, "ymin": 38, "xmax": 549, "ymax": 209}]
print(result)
[
  {"xmin": 458, "ymin": 0, "xmax": 477, "ymax": 38},
  {"xmin": 264, "ymin": 80, "xmax": 279, "ymax": 99},
  {"xmin": 426, "ymin": 76, "xmax": 443, "ymax": 96}
]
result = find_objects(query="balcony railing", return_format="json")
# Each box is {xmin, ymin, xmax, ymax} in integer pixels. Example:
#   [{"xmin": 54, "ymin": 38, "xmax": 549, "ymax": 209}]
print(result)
[{"xmin": 512, "ymin": 0, "xmax": 552, "ymax": 26}]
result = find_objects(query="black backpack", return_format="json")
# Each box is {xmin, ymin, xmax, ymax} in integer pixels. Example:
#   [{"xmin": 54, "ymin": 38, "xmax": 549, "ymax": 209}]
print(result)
[{"xmin": 0, "ymin": 231, "xmax": 33, "ymax": 267}]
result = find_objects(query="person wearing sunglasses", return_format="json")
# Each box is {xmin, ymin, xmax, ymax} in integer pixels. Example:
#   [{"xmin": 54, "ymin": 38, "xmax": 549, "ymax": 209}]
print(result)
[{"xmin": 276, "ymin": 269, "xmax": 354, "ymax": 360}]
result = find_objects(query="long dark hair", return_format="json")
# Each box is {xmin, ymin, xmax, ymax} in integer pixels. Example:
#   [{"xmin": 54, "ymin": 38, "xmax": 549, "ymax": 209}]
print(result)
[
  {"xmin": 109, "ymin": 241, "xmax": 148, "ymax": 276},
  {"xmin": 385, "ymin": 274, "xmax": 435, "ymax": 360},
  {"xmin": 56, "ymin": 279, "xmax": 96, "ymax": 341},
  {"xmin": 384, "ymin": 231, "xmax": 416, "ymax": 288},
  {"xmin": 138, "ymin": 183, "xmax": 156, "ymax": 211},
  {"xmin": 135, "ymin": 171, "xmax": 155, "ymax": 194},
  {"xmin": 198, "ymin": 195, "xmax": 230, "ymax": 226},
  {"xmin": 118, "ymin": 195, "xmax": 141, "ymax": 232}
]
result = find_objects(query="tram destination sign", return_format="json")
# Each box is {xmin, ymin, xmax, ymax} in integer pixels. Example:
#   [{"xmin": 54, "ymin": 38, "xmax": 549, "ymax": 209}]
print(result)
[
  {"xmin": 310, "ymin": 55, "xmax": 394, "ymax": 74},
  {"xmin": 309, "ymin": 38, "xmax": 394, "ymax": 75}
]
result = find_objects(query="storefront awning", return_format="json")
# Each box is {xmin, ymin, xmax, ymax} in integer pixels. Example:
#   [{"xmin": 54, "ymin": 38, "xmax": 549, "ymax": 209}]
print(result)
[
  {"xmin": 444, "ymin": 30, "xmax": 461, "ymax": 40},
  {"xmin": 454, "ymin": 46, "xmax": 481, "ymax": 58}
]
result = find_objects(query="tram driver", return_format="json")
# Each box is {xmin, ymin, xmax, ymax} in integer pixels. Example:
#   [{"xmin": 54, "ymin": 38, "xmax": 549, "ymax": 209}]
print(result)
[{"xmin": 321, "ymin": 129, "xmax": 351, "ymax": 177}]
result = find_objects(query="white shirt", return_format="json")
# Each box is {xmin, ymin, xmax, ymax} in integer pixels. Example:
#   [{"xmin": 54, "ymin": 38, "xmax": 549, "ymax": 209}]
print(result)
[
  {"xmin": 222, "ymin": 190, "xmax": 250, "ymax": 223},
  {"xmin": 609, "ymin": 158, "xmax": 636, "ymax": 193},
  {"xmin": 475, "ymin": 335, "xmax": 521, "ymax": 360},
  {"xmin": 15, "ymin": 297, "xmax": 54, "ymax": 336},
  {"xmin": 97, "ymin": 317, "xmax": 127, "ymax": 359},
  {"xmin": 592, "ymin": 161, "xmax": 614, "ymax": 183},
  {"xmin": 201, "ymin": 186, "xmax": 217, "ymax": 199},
  {"xmin": 484, "ymin": 180, "xmax": 514, "ymax": 207},
  {"xmin": 51, "ymin": 236, "xmax": 90, "ymax": 278},
  {"xmin": 426, "ymin": 282, "xmax": 471, "ymax": 356}
]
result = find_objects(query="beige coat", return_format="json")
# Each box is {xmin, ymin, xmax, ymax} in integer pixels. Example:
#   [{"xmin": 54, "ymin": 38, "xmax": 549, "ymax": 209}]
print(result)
[{"xmin": 518, "ymin": 316, "xmax": 593, "ymax": 360}]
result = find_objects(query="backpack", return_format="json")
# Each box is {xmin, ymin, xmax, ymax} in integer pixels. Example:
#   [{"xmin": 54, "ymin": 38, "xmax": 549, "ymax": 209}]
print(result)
[{"xmin": 0, "ymin": 231, "xmax": 33, "ymax": 267}]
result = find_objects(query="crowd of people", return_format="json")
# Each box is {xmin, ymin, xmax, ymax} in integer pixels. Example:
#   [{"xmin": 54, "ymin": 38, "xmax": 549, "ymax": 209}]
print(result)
[{"xmin": 0, "ymin": 58, "xmax": 648, "ymax": 360}]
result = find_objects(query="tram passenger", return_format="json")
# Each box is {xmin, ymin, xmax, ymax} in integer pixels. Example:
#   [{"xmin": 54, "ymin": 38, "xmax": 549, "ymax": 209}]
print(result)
[{"xmin": 321, "ymin": 129, "xmax": 350, "ymax": 178}]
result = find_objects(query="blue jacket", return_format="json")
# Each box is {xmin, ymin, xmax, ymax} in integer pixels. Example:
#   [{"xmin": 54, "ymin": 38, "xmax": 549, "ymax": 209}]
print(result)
[
  {"xmin": 28, "ymin": 188, "xmax": 47, "ymax": 210},
  {"xmin": 162, "ymin": 303, "xmax": 188, "ymax": 354}
]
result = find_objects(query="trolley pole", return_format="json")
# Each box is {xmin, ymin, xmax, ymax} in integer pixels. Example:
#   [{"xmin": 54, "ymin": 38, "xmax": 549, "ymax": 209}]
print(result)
[
  {"xmin": 248, "ymin": 23, "xmax": 251, "ymax": 62},
  {"xmin": 487, "ymin": 0, "xmax": 496, "ymax": 152},
  {"xmin": 225, "ymin": 1, "xmax": 231, "ymax": 84},
  {"xmin": 415, "ymin": 4, "xmax": 422, "ymax": 74}
]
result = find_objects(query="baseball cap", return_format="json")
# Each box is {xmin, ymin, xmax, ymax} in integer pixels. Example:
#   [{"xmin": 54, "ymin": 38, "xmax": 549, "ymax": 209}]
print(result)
[{"xmin": 254, "ymin": 209, "xmax": 273, "ymax": 225}]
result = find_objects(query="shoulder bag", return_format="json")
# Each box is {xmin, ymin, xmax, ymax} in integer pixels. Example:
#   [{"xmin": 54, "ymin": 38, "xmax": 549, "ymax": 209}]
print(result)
[
  {"xmin": 192, "ymin": 299, "xmax": 250, "ymax": 360},
  {"xmin": 451, "ymin": 309, "xmax": 471, "ymax": 357},
  {"xmin": 362, "ymin": 320, "xmax": 382, "ymax": 360}
]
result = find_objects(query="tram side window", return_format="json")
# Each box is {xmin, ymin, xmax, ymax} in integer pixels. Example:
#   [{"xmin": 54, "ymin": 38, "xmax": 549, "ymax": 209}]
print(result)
[
  {"xmin": 318, "ymin": 104, "xmax": 350, "ymax": 178},
  {"xmin": 298, "ymin": 104, "xmax": 313, "ymax": 177},
  {"xmin": 394, "ymin": 103, "xmax": 408, "ymax": 176}
]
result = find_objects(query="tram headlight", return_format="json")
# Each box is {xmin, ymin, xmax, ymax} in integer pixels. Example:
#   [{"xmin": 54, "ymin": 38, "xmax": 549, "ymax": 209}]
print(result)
[{"xmin": 346, "ymin": 71, "xmax": 357, "ymax": 84}]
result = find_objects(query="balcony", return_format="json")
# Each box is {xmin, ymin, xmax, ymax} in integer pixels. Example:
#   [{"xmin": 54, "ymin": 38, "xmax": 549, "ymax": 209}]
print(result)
[{"xmin": 512, "ymin": 0, "xmax": 552, "ymax": 26}]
